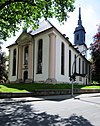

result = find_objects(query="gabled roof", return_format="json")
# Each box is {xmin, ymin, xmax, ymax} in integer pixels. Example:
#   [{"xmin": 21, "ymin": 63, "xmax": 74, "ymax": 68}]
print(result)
[
  {"xmin": 6, "ymin": 20, "xmax": 90, "ymax": 63},
  {"xmin": 29, "ymin": 20, "xmax": 53, "ymax": 36},
  {"xmin": 6, "ymin": 43, "xmax": 17, "ymax": 48},
  {"xmin": 28, "ymin": 20, "xmax": 90, "ymax": 63},
  {"xmin": 7, "ymin": 20, "xmax": 53, "ymax": 48}
]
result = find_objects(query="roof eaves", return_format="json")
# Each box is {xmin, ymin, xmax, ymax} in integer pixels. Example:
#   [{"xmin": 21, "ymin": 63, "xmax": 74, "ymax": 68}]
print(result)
[{"xmin": 6, "ymin": 43, "xmax": 17, "ymax": 48}]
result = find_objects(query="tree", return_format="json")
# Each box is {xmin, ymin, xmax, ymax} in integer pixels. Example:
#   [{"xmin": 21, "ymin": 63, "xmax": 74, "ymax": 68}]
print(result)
[
  {"xmin": 0, "ymin": 0, "xmax": 75, "ymax": 40},
  {"xmin": 91, "ymin": 25, "xmax": 100, "ymax": 83},
  {"xmin": 0, "ymin": 42, "xmax": 7, "ymax": 83}
]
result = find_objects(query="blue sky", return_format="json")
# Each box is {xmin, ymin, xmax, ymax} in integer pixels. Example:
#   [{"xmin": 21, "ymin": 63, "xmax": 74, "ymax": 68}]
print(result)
[{"xmin": 2, "ymin": 0, "xmax": 100, "ymax": 59}]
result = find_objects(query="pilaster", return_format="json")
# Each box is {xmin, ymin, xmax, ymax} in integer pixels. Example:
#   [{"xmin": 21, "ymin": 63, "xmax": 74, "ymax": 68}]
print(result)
[
  {"xmin": 8, "ymin": 50, "xmax": 11, "ymax": 82},
  {"xmin": 46, "ymin": 32, "xmax": 57, "ymax": 83},
  {"xmin": 18, "ymin": 46, "xmax": 23, "ymax": 82},
  {"xmin": 28, "ymin": 42, "xmax": 33, "ymax": 82}
]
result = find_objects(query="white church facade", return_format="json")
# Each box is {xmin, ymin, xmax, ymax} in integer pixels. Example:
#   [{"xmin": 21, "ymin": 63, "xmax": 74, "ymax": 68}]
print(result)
[{"xmin": 7, "ymin": 8, "xmax": 91, "ymax": 84}]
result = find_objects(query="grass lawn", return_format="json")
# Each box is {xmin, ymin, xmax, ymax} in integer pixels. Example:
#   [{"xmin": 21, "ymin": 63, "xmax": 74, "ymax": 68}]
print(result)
[
  {"xmin": 81, "ymin": 85, "xmax": 100, "ymax": 89},
  {"xmin": 0, "ymin": 83, "xmax": 100, "ymax": 93}
]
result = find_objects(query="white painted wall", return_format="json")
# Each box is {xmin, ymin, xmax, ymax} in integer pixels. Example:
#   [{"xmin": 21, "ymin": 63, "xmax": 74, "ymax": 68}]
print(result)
[
  {"xmin": 9, "ymin": 45, "xmax": 18, "ymax": 82},
  {"xmin": 8, "ymin": 28, "xmax": 91, "ymax": 84},
  {"xmin": 54, "ymin": 30, "xmax": 90, "ymax": 84},
  {"xmin": 55, "ymin": 35, "xmax": 70, "ymax": 83},
  {"xmin": 77, "ymin": 45, "xmax": 87, "ymax": 58},
  {"xmin": 34, "ymin": 33, "xmax": 49, "ymax": 82},
  {"xmin": 71, "ymin": 53, "xmax": 90, "ymax": 85}
]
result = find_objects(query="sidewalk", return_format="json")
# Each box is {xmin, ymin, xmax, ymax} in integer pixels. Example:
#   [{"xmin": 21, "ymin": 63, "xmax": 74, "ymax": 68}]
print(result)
[{"xmin": 0, "ymin": 93, "xmax": 100, "ymax": 126}]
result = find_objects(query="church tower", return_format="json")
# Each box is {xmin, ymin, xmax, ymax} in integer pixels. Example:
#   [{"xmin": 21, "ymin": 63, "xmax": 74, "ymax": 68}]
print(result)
[{"xmin": 74, "ymin": 7, "xmax": 87, "ymax": 57}]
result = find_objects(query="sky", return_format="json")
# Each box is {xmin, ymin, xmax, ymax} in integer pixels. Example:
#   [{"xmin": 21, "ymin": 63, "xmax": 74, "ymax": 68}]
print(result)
[{"xmin": 1, "ymin": 0, "xmax": 100, "ymax": 59}]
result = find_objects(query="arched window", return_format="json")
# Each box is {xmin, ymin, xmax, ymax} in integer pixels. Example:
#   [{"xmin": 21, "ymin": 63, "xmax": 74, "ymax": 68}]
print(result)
[
  {"xmin": 82, "ymin": 60, "xmax": 84, "ymax": 74},
  {"xmin": 69, "ymin": 50, "xmax": 71, "ymax": 76},
  {"xmin": 23, "ymin": 71, "xmax": 28, "ymax": 82},
  {"xmin": 76, "ymin": 34, "xmax": 79, "ymax": 41},
  {"xmin": 24, "ymin": 46, "xmax": 28, "ymax": 65},
  {"xmin": 79, "ymin": 58, "xmax": 81, "ymax": 74},
  {"xmin": 12, "ymin": 49, "xmax": 16, "ymax": 76},
  {"xmin": 37, "ymin": 39, "xmax": 43, "ymax": 74},
  {"xmin": 61, "ymin": 42, "xmax": 65, "ymax": 75},
  {"xmin": 79, "ymin": 58, "xmax": 82, "ymax": 81},
  {"xmin": 74, "ymin": 54, "xmax": 76, "ymax": 73}
]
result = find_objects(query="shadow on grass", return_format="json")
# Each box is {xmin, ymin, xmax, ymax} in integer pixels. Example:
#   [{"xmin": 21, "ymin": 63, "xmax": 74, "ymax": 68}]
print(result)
[{"xmin": 0, "ymin": 99, "xmax": 93, "ymax": 126}]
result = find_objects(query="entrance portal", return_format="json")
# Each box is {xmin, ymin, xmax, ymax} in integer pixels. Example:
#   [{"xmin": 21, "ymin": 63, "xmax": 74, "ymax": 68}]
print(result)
[{"xmin": 23, "ymin": 71, "xmax": 28, "ymax": 82}]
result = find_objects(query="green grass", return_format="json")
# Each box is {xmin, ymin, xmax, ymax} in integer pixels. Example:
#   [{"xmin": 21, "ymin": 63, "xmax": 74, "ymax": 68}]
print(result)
[
  {"xmin": 0, "ymin": 84, "xmax": 27, "ymax": 92},
  {"xmin": 81, "ymin": 85, "xmax": 100, "ymax": 89},
  {"xmin": 0, "ymin": 83, "xmax": 100, "ymax": 92}
]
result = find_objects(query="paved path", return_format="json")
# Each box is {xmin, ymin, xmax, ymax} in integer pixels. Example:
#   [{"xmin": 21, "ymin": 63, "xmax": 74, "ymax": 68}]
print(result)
[{"xmin": 0, "ymin": 93, "xmax": 100, "ymax": 126}]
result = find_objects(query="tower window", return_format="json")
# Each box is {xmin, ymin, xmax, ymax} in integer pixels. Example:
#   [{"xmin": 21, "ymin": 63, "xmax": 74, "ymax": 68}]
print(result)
[
  {"xmin": 37, "ymin": 39, "xmax": 43, "ymax": 74},
  {"xmin": 24, "ymin": 46, "xmax": 28, "ymax": 65},
  {"xmin": 84, "ymin": 35, "xmax": 85, "ymax": 42},
  {"xmin": 61, "ymin": 42, "xmax": 65, "ymax": 75},
  {"xmin": 76, "ymin": 34, "xmax": 79, "ymax": 41},
  {"xmin": 12, "ymin": 49, "xmax": 16, "ymax": 76}
]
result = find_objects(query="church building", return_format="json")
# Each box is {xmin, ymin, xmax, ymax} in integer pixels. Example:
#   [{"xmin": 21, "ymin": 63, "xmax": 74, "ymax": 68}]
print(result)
[{"xmin": 7, "ymin": 8, "xmax": 91, "ymax": 84}]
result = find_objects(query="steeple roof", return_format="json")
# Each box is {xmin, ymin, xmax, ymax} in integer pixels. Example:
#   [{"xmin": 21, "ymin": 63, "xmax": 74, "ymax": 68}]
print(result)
[
  {"xmin": 78, "ymin": 7, "xmax": 82, "ymax": 25},
  {"xmin": 74, "ymin": 7, "xmax": 85, "ymax": 33},
  {"xmin": 74, "ymin": 7, "xmax": 87, "ymax": 47}
]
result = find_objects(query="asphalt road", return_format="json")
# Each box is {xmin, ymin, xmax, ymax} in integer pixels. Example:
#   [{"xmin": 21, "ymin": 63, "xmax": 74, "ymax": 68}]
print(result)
[{"xmin": 0, "ymin": 93, "xmax": 100, "ymax": 126}]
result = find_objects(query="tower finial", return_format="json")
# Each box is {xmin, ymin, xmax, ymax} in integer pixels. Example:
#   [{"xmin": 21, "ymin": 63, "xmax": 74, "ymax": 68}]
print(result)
[
  {"xmin": 79, "ymin": 7, "xmax": 81, "ymax": 19},
  {"xmin": 78, "ymin": 7, "xmax": 82, "ymax": 25}
]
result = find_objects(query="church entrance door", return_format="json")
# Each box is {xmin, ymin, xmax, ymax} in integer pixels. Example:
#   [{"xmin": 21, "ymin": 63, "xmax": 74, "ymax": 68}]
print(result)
[{"xmin": 24, "ymin": 71, "xmax": 28, "ymax": 82}]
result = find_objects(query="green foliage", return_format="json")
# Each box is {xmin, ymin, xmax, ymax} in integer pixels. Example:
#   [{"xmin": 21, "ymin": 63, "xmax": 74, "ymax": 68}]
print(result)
[
  {"xmin": 91, "ymin": 81, "xmax": 99, "ymax": 85},
  {"xmin": 90, "ymin": 26, "xmax": 100, "ymax": 83},
  {"xmin": 0, "ymin": 0, "xmax": 75, "ymax": 40},
  {"xmin": 0, "ymin": 44, "xmax": 7, "ymax": 83}
]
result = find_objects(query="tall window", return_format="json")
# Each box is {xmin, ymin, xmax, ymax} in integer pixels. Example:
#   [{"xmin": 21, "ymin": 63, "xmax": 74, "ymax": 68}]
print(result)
[
  {"xmin": 37, "ymin": 39, "xmax": 43, "ymax": 74},
  {"xmin": 79, "ymin": 58, "xmax": 82, "ymax": 81},
  {"xmin": 82, "ymin": 60, "xmax": 84, "ymax": 74},
  {"xmin": 79, "ymin": 58, "xmax": 81, "ymax": 74},
  {"xmin": 12, "ymin": 49, "xmax": 16, "ymax": 76},
  {"xmin": 74, "ymin": 54, "xmax": 76, "ymax": 73},
  {"xmin": 85, "ymin": 62, "xmax": 87, "ymax": 74},
  {"xmin": 24, "ymin": 46, "xmax": 28, "ymax": 65},
  {"xmin": 61, "ymin": 43, "xmax": 65, "ymax": 75},
  {"xmin": 89, "ymin": 65, "xmax": 91, "ymax": 81},
  {"xmin": 69, "ymin": 50, "xmax": 71, "ymax": 76}
]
